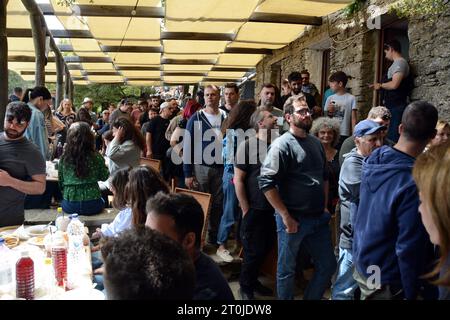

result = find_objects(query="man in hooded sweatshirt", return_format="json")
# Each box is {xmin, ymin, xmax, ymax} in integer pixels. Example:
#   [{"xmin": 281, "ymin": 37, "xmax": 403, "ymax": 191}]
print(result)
[{"xmin": 353, "ymin": 101, "xmax": 439, "ymax": 300}]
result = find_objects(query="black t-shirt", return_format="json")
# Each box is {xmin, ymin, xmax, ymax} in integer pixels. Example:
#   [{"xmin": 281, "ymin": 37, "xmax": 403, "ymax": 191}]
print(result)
[
  {"xmin": 219, "ymin": 105, "xmax": 230, "ymax": 115},
  {"xmin": 146, "ymin": 116, "xmax": 170, "ymax": 159},
  {"xmin": 193, "ymin": 252, "xmax": 234, "ymax": 300},
  {"xmin": 0, "ymin": 135, "xmax": 46, "ymax": 226},
  {"xmin": 139, "ymin": 112, "xmax": 150, "ymax": 127},
  {"xmin": 235, "ymin": 137, "xmax": 273, "ymax": 211}
]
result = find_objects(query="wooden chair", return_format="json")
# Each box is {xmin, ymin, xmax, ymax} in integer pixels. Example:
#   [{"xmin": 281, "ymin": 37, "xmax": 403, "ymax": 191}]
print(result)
[
  {"xmin": 174, "ymin": 187, "xmax": 212, "ymax": 249},
  {"xmin": 140, "ymin": 157, "xmax": 161, "ymax": 172}
]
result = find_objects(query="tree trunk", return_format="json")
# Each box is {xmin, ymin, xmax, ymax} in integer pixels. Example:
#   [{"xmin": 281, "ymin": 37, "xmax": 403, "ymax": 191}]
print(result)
[
  {"xmin": 64, "ymin": 67, "xmax": 70, "ymax": 99},
  {"xmin": 69, "ymin": 79, "xmax": 74, "ymax": 102},
  {"xmin": 22, "ymin": 0, "xmax": 47, "ymax": 86},
  {"xmin": 52, "ymin": 39, "xmax": 64, "ymax": 108},
  {"xmin": 0, "ymin": 0, "xmax": 8, "ymax": 131}
]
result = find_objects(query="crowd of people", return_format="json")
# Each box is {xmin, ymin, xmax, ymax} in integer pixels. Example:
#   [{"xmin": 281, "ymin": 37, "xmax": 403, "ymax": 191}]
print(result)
[{"xmin": 1, "ymin": 38, "xmax": 449, "ymax": 300}]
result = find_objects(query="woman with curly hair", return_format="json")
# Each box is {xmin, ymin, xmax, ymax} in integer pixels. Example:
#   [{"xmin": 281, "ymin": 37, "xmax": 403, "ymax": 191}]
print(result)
[
  {"xmin": 310, "ymin": 117, "xmax": 341, "ymax": 214},
  {"xmin": 58, "ymin": 122, "xmax": 109, "ymax": 215},
  {"xmin": 413, "ymin": 141, "xmax": 450, "ymax": 300},
  {"xmin": 126, "ymin": 165, "xmax": 170, "ymax": 227}
]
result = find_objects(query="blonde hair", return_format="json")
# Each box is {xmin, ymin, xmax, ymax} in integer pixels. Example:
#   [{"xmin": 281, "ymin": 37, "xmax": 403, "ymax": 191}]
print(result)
[
  {"xmin": 57, "ymin": 98, "xmax": 74, "ymax": 113},
  {"xmin": 413, "ymin": 141, "xmax": 450, "ymax": 287},
  {"xmin": 436, "ymin": 119, "xmax": 449, "ymax": 132}
]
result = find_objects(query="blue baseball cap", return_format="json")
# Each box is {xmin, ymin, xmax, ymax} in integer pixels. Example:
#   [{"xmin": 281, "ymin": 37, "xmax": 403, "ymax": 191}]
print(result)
[{"xmin": 353, "ymin": 120, "xmax": 386, "ymax": 137}]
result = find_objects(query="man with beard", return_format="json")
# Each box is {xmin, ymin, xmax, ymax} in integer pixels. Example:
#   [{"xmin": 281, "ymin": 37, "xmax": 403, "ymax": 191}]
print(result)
[
  {"xmin": 258, "ymin": 94, "xmax": 336, "ymax": 300},
  {"xmin": 282, "ymin": 72, "xmax": 321, "ymax": 119},
  {"xmin": 0, "ymin": 102, "xmax": 46, "ymax": 226}
]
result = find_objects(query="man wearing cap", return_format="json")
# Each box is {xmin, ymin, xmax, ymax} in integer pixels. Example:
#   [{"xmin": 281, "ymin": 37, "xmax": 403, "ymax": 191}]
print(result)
[
  {"xmin": 145, "ymin": 101, "xmax": 174, "ymax": 178},
  {"xmin": 109, "ymin": 99, "xmax": 132, "ymax": 126},
  {"xmin": 331, "ymin": 119, "xmax": 385, "ymax": 300},
  {"xmin": 82, "ymin": 97, "xmax": 98, "ymax": 123}
]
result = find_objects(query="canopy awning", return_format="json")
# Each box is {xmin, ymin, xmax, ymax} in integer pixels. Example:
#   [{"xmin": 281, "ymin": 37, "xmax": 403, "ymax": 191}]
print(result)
[{"xmin": 6, "ymin": 0, "xmax": 351, "ymax": 85}]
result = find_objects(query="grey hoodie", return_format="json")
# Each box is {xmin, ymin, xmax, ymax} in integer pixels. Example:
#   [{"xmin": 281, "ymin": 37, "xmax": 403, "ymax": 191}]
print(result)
[{"xmin": 338, "ymin": 148, "xmax": 363, "ymax": 249}]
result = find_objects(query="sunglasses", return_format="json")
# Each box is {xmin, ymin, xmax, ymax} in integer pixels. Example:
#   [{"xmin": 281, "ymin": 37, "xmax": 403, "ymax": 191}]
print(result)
[{"xmin": 382, "ymin": 115, "xmax": 391, "ymax": 121}]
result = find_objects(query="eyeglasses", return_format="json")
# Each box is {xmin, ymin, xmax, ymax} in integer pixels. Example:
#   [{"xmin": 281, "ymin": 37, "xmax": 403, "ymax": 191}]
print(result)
[
  {"xmin": 293, "ymin": 108, "xmax": 311, "ymax": 116},
  {"xmin": 6, "ymin": 115, "xmax": 27, "ymax": 127}
]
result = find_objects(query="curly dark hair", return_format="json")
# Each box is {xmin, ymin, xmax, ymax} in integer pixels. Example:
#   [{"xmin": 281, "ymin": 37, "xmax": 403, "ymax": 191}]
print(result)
[
  {"xmin": 126, "ymin": 166, "xmax": 170, "ymax": 226},
  {"xmin": 101, "ymin": 226, "xmax": 195, "ymax": 300},
  {"xmin": 61, "ymin": 122, "xmax": 96, "ymax": 178},
  {"xmin": 112, "ymin": 117, "xmax": 145, "ymax": 151}
]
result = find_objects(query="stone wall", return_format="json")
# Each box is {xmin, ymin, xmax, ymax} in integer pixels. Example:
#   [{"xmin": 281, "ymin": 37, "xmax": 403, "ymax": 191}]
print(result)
[
  {"xmin": 255, "ymin": 0, "xmax": 450, "ymax": 121},
  {"xmin": 408, "ymin": 5, "xmax": 450, "ymax": 120}
]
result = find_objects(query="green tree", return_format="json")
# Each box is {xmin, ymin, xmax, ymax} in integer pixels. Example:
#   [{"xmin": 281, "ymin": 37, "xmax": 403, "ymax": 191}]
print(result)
[{"xmin": 8, "ymin": 70, "xmax": 33, "ymax": 95}]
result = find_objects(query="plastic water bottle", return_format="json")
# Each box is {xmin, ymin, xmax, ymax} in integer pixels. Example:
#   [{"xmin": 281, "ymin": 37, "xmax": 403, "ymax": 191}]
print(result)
[
  {"xmin": 51, "ymin": 233, "xmax": 67, "ymax": 288},
  {"xmin": 66, "ymin": 214, "xmax": 85, "ymax": 289},
  {"xmin": 0, "ymin": 238, "xmax": 13, "ymax": 296},
  {"xmin": 16, "ymin": 251, "xmax": 35, "ymax": 300}
]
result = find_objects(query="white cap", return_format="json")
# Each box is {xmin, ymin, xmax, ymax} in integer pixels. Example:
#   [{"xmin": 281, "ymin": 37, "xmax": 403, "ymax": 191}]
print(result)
[
  {"xmin": 159, "ymin": 102, "xmax": 170, "ymax": 112},
  {"xmin": 82, "ymin": 97, "xmax": 93, "ymax": 104}
]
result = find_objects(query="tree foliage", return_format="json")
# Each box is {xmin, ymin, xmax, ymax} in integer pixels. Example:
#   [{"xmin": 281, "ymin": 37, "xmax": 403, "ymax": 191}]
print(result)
[
  {"xmin": 8, "ymin": 70, "xmax": 33, "ymax": 94},
  {"xmin": 389, "ymin": 0, "xmax": 448, "ymax": 21}
]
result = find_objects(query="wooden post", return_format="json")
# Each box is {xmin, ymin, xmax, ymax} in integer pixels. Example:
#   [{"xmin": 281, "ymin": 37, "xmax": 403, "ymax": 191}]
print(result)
[
  {"xmin": 64, "ymin": 67, "xmax": 70, "ymax": 99},
  {"xmin": 0, "ymin": 0, "xmax": 8, "ymax": 130},
  {"xmin": 22, "ymin": 0, "xmax": 47, "ymax": 86},
  {"xmin": 69, "ymin": 79, "xmax": 74, "ymax": 102},
  {"xmin": 51, "ymin": 38, "xmax": 64, "ymax": 108}
]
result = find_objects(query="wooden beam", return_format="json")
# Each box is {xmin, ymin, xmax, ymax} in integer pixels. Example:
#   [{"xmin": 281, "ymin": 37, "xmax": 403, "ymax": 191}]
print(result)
[
  {"xmin": 0, "ymin": 0, "xmax": 7, "ymax": 130},
  {"xmin": 249, "ymin": 12, "xmax": 322, "ymax": 26},
  {"xmin": 224, "ymin": 47, "xmax": 272, "ymax": 55},
  {"xmin": 162, "ymin": 72, "xmax": 206, "ymax": 77},
  {"xmin": 8, "ymin": 55, "xmax": 56, "ymax": 62},
  {"xmin": 51, "ymin": 29, "xmax": 94, "ymax": 39},
  {"xmin": 161, "ymin": 32, "xmax": 234, "ymax": 41},
  {"xmin": 161, "ymin": 59, "xmax": 216, "ymax": 65},
  {"xmin": 64, "ymin": 67, "xmax": 70, "ymax": 99},
  {"xmin": 100, "ymin": 45, "xmax": 163, "ymax": 53},
  {"xmin": 85, "ymin": 72, "xmax": 120, "ymax": 76},
  {"xmin": 76, "ymin": 5, "xmax": 164, "ymax": 18},
  {"xmin": 64, "ymin": 56, "xmax": 112, "ymax": 63},
  {"xmin": 67, "ymin": 64, "xmax": 84, "ymax": 70},
  {"xmin": 57, "ymin": 44, "xmax": 74, "ymax": 52},
  {"xmin": 72, "ymin": 76, "xmax": 88, "ymax": 81},
  {"xmin": 21, "ymin": 71, "xmax": 57, "ymax": 75},
  {"xmin": 69, "ymin": 78, "xmax": 74, "ymax": 101},
  {"xmin": 124, "ymin": 77, "xmax": 161, "ymax": 81},
  {"xmin": 6, "ymin": 28, "xmax": 94, "ymax": 39},
  {"xmin": 211, "ymin": 67, "xmax": 255, "ymax": 72},
  {"xmin": 116, "ymin": 66, "xmax": 161, "ymax": 71},
  {"xmin": 203, "ymin": 78, "xmax": 240, "ymax": 82}
]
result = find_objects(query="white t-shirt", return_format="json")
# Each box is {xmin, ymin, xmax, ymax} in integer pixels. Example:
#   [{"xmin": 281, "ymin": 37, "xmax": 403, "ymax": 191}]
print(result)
[
  {"xmin": 202, "ymin": 110, "xmax": 223, "ymax": 136},
  {"xmin": 324, "ymin": 93, "xmax": 357, "ymax": 137}
]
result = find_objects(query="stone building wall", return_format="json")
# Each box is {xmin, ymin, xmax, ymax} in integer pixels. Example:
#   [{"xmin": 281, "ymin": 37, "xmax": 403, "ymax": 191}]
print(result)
[
  {"xmin": 409, "ymin": 6, "xmax": 450, "ymax": 120},
  {"xmin": 255, "ymin": 0, "xmax": 450, "ymax": 121}
]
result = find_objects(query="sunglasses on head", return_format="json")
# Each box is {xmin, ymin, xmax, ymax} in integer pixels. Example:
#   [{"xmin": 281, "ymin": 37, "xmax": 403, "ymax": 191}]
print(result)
[{"xmin": 6, "ymin": 115, "xmax": 27, "ymax": 126}]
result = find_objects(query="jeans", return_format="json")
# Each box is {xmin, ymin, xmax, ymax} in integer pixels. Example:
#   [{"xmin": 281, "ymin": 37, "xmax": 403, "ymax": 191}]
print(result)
[
  {"xmin": 331, "ymin": 247, "xmax": 358, "ymax": 300},
  {"xmin": 275, "ymin": 211, "xmax": 337, "ymax": 300},
  {"xmin": 25, "ymin": 181, "xmax": 62, "ymax": 209},
  {"xmin": 193, "ymin": 164, "xmax": 224, "ymax": 244},
  {"xmin": 239, "ymin": 208, "xmax": 276, "ymax": 294},
  {"xmin": 217, "ymin": 170, "xmax": 240, "ymax": 245},
  {"xmin": 91, "ymin": 250, "xmax": 105, "ymax": 291},
  {"xmin": 353, "ymin": 269, "xmax": 404, "ymax": 300},
  {"xmin": 387, "ymin": 104, "xmax": 407, "ymax": 143},
  {"xmin": 61, "ymin": 198, "xmax": 105, "ymax": 216}
]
